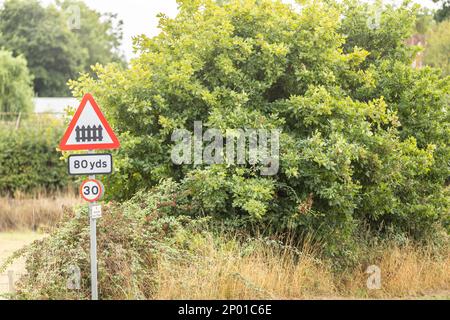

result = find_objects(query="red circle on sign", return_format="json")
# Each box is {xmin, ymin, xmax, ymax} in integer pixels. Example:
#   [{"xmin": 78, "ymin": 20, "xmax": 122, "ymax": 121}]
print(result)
[{"xmin": 79, "ymin": 179, "xmax": 104, "ymax": 202}]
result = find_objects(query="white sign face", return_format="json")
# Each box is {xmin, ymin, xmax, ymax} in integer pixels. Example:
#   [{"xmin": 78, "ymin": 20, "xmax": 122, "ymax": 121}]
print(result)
[
  {"xmin": 66, "ymin": 100, "xmax": 114, "ymax": 145},
  {"xmin": 80, "ymin": 179, "xmax": 104, "ymax": 202},
  {"xmin": 59, "ymin": 94, "xmax": 120, "ymax": 151},
  {"xmin": 91, "ymin": 205, "xmax": 102, "ymax": 219},
  {"xmin": 68, "ymin": 154, "xmax": 112, "ymax": 176}
]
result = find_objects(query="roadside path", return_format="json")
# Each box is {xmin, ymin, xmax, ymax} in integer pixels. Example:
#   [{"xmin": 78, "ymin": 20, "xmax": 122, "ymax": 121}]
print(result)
[{"xmin": 0, "ymin": 232, "xmax": 46, "ymax": 298}]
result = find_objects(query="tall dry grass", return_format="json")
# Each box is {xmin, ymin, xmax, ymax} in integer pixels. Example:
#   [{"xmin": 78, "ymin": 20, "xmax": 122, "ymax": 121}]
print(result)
[
  {"xmin": 1, "ymin": 192, "xmax": 447, "ymax": 300},
  {"xmin": 153, "ymin": 233, "xmax": 450, "ymax": 300},
  {"xmin": 347, "ymin": 245, "xmax": 450, "ymax": 299},
  {"xmin": 0, "ymin": 190, "xmax": 82, "ymax": 231}
]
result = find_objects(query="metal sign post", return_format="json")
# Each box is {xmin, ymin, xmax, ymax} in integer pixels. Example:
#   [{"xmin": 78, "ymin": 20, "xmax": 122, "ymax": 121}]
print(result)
[
  {"xmin": 89, "ymin": 207, "xmax": 98, "ymax": 300},
  {"xmin": 59, "ymin": 94, "xmax": 120, "ymax": 301},
  {"xmin": 81, "ymin": 163, "xmax": 105, "ymax": 300},
  {"xmin": 89, "ymin": 172, "xmax": 98, "ymax": 300}
]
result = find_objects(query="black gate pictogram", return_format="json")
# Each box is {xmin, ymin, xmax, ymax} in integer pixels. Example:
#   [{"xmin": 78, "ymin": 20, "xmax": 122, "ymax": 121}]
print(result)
[{"xmin": 75, "ymin": 125, "xmax": 104, "ymax": 143}]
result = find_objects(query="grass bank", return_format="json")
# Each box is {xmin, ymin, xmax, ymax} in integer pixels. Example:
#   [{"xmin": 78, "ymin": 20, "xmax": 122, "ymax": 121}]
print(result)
[
  {"xmin": 2, "ymin": 199, "xmax": 447, "ymax": 300},
  {"xmin": 0, "ymin": 191, "xmax": 81, "ymax": 231},
  {"xmin": 154, "ymin": 232, "xmax": 449, "ymax": 299}
]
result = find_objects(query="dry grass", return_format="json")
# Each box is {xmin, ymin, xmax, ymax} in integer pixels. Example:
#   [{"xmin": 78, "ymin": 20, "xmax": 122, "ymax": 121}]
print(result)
[
  {"xmin": 154, "ymin": 233, "xmax": 450, "ymax": 300},
  {"xmin": 0, "ymin": 191, "xmax": 82, "ymax": 231},
  {"xmin": 350, "ymin": 245, "xmax": 450, "ymax": 299},
  {"xmin": 0, "ymin": 193, "xmax": 447, "ymax": 300}
]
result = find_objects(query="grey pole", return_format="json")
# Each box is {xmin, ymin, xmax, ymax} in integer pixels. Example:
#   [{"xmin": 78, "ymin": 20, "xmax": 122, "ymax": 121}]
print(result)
[
  {"xmin": 89, "ymin": 198, "xmax": 98, "ymax": 300},
  {"xmin": 88, "ymin": 150, "xmax": 98, "ymax": 300},
  {"xmin": 7, "ymin": 270, "xmax": 15, "ymax": 294}
]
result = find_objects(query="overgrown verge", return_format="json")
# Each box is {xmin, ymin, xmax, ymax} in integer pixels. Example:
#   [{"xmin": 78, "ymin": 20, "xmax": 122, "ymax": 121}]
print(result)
[
  {"xmin": 155, "ymin": 232, "xmax": 450, "ymax": 299},
  {"xmin": 0, "ymin": 192, "xmax": 205, "ymax": 300},
  {"xmin": 2, "ymin": 187, "xmax": 448, "ymax": 300}
]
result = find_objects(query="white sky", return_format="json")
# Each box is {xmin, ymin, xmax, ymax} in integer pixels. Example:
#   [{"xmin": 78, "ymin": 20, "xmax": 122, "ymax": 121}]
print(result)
[{"xmin": 30, "ymin": 0, "xmax": 443, "ymax": 60}]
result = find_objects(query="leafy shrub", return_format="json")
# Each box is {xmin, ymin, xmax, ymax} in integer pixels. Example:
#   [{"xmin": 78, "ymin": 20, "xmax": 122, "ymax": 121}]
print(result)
[
  {"xmin": 0, "ymin": 118, "xmax": 71, "ymax": 195},
  {"xmin": 2, "ymin": 185, "xmax": 203, "ymax": 300},
  {"xmin": 0, "ymin": 50, "xmax": 33, "ymax": 113},
  {"xmin": 70, "ymin": 0, "xmax": 450, "ymax": 255}
]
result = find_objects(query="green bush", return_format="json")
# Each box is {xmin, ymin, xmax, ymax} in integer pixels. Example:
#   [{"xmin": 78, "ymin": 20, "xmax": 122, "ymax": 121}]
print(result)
[
  {"xmin": 0, "ymin": 118, "xmax": 71, "ymax": 195},
  {"xmin": 0, "ymin": 50, "xmax": 33, "ymax": 113},
  {"xmin": 70, "ymin": 0, "xmax": 450, "ymax": 255},
  {"xmin": 1, "ymin": 186, "xmax": 203, "ymax": 300}
]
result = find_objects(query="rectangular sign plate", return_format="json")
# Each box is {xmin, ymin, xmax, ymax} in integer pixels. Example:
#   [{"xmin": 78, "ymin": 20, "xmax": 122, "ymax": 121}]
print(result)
[
  {"xmin": 68, "ymin": 154, "xmax": 113, "ymax": 176},
  {"xmin": 90, "ymin": 205, "xmax": 102, "ymax": 219}
]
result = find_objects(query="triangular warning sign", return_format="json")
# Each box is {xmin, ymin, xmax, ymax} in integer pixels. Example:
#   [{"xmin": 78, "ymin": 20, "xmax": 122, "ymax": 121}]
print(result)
[{"xmin": 59, "ymin": 93, "xmax": 120, "ymax": 151}]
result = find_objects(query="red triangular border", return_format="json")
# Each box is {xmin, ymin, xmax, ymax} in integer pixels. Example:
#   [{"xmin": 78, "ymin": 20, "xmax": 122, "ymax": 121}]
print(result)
[{"xmin": 59, "ymin": 93, "xmax": 120, "ymax": 151}]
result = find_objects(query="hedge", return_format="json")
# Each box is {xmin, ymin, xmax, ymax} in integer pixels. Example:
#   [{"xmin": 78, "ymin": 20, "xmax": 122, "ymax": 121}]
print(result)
[{"xmin": 0, "ymin": 117, "xmax": 71, "ymax": 195}]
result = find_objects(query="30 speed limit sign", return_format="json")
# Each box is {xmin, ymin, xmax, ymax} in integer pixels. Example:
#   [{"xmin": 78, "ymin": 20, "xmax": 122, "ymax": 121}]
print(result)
[{"xmin": 80, "ymin": 179, "xmax": 104, "ymax": 202}]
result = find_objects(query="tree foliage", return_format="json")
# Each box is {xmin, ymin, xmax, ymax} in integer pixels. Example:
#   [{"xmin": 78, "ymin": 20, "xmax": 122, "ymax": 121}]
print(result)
[
  {"xmin": 56, "ymin": 0, "xmax": 125, "ymax": 69},
  {"xmin": 70, "ymin": 0, "xmax": 450, "ymax": 256},
  {"xmin": 0, "ymin": 50, "xmax": 33, "ymax": 113},
  {"xmin": 424, "ymin": 19, "xmax": 450, "ymax": 76},
  {"xmin": 0, "ymin": 0, "xmax": 124, "ymax": 97},
  {"xmin": 433, "ymin": 0, "xmax": 450, "ymax": 22}
]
